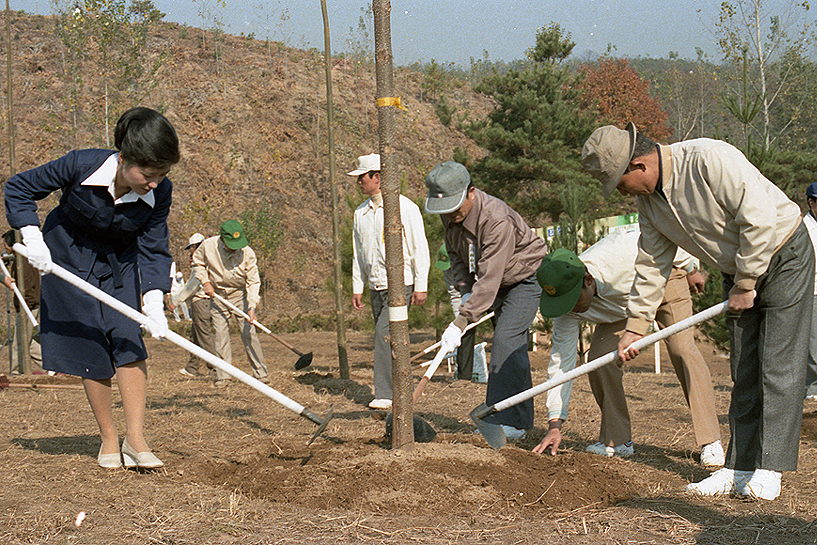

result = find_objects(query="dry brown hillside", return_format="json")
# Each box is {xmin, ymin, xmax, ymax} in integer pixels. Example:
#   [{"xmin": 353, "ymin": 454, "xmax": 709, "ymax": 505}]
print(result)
[{"xmin": 0, "ymin": 13, "xmax": 491, "ymax": 322}]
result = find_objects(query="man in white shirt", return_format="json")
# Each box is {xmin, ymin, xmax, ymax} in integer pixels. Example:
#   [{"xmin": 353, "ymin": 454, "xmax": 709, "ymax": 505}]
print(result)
[
  {"xmin": 533, "ymin": 229, "xmax": 723, "ymax": 466},
  {"xmin": 349, "ymin": 153, "xmax": 430, "ymax": 409}
]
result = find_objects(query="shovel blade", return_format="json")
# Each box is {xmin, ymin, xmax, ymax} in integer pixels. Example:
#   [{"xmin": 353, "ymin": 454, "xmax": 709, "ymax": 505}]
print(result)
[
  {"xmin": 469, "ymin": 403, "xmax": 506, "ymax": 450},
  {"xmin": 303, "ymin": 404, "xmax": 334, "ymax": 445},
  {"xmin": 294, "ymin": 352, "xmax": 313, "ymax": 370},
  {"xmin": 385, "ymin": 413, "xmax": 437, "ymax": 443}
]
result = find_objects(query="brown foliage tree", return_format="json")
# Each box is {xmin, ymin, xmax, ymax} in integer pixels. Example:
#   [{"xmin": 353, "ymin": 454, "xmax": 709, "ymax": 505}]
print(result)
[{"xmin": 578, "ymin": 58, "xmax": 672, "ymax": 142}]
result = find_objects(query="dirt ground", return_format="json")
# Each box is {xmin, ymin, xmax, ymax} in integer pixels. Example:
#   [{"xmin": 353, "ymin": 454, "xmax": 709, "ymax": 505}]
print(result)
[{"xmin": 1, "ymin": 326, "xmax": 817, "ymax": 544}]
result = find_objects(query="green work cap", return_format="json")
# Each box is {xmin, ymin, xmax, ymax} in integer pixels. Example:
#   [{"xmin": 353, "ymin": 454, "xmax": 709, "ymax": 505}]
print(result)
[
  {"xmin": 219, "ymin": 220, "xmax": 248, "ymax": 250},
  {"xmin": 435, "ymin": 243, "xmax": 450, "ymax": 271},
  {"xmin": 537, "ymin": 248, "xmax": 586, "ymax": 318}
]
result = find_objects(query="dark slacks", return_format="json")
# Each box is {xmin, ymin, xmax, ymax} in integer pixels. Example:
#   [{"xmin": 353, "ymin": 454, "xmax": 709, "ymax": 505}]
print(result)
[
  {"xmin": 370, "ymin": 286, "xmax": 413, "ymax": 399},
  {"xmin": 724, "ymin": 222, "xmax": 814, "ymax": 472},
  {"xmin": 484, "ymin": 275, "xmax": 540, "ymax": 430}
]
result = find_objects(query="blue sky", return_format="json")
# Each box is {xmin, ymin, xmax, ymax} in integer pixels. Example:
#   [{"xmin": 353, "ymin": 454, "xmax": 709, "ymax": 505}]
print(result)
[{"xmin": 16, "ymin": 0, "xmax": 733, "ymax": 65}]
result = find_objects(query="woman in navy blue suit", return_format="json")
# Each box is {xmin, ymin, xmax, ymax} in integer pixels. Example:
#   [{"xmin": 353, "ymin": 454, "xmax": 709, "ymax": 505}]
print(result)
[{"xmin": 5, "ymin": 107, "xmax": 179, "ymax": 469}]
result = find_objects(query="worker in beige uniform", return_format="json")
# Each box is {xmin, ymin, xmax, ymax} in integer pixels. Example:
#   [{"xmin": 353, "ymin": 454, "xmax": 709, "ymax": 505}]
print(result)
[
  {"xmin": 192, "ymin": 220, "xmax": 268, "ymax": 387},
  {"xmin": 533, "ymin": 228, "xmax": 723, "ymax": 465}
]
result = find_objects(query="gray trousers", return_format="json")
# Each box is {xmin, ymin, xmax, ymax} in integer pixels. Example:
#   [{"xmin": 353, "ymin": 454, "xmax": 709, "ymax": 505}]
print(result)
[
  {"xmin": 483, "ymin": 275, "xmax": 540, "ymax": 430},
  {"xmin": 806, "ymin": 294, "xmax": 817, "ymax": 397},
  {"xmin": 724, "ymin": 222, "xmax": 814, "ymax": 472},
  {"xmin": 370, "ymin": 286, "xmax": 413, "ymax": 399},
  {"xmin": 183, "ymin": 297, "xmax": 215, "ymax": 375},
  {"xmin": 211, "ymin": 293, "xmax": 267, "ymax": 381}
]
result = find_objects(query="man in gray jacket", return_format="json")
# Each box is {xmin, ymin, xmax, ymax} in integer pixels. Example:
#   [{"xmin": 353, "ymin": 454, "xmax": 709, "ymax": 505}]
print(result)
[{"xmin": 583, "ymin": 123, "xmax": 814, "ymax": 501}]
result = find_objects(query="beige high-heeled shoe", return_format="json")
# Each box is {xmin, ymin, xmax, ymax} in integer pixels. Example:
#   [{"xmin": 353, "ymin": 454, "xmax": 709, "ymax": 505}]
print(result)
[
  {"xmin": 97, "ymin": 443, "xmax": 122, "ymax": 469},
  {"xmin": 121, "ymin": 438, "xmax": 163, "ymax": 469}
]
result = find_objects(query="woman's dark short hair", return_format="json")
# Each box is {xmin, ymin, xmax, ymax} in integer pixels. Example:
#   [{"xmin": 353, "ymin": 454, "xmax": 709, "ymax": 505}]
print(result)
[
  {"xmin": 632, "ymin": 132, "xmax": 657, "ymax": 160},
  {"xmin": 114, "ymin": 107, "xmax": 180, "ymax": 168}
]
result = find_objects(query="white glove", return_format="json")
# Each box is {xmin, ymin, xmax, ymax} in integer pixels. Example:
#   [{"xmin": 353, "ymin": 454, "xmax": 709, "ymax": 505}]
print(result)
[
  {"xmin": 142, "ymin": 289, "xmax": 168, "ymax": 339},
  {"xmin": 440, "ymin": 322, "xmax": 463, "ymax": 356},
  {"xmin": 461, "ymin": 291, "xmax": 471, "ymax": 305},
  {"xmin": 20, "ymin": 225, "xmax": 53, "ymax": 274}
]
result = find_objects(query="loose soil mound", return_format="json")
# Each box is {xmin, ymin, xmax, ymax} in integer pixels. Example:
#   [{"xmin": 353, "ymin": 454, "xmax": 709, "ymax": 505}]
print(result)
[{"xmin": 190, "ymin": 440, "xmax": 636, "ymax": 514}]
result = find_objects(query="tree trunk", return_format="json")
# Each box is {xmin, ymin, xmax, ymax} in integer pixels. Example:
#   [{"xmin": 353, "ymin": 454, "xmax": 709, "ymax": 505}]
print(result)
[
  {"xmin": 373, "ymin": 0, "xmax": 413, "ymax": 450},
  {"xmin": 320, "ymin": 0, "xmax": 349, "ymax": 379},
  {"xmin": 6, "ymin": 0, "xmax": 28, "ymax": 374}
]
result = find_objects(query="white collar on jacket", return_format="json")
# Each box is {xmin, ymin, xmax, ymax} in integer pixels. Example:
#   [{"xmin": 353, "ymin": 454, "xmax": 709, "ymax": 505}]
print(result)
[{"xmin": 81, "ymin": 153, "xmax": 155, "ymax": 207}]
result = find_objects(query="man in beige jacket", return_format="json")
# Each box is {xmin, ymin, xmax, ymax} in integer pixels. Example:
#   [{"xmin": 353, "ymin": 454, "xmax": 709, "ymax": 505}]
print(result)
[
  {"xmin": 583, "ymin": 123, "xmax": 814, "ymax": 501},
  {"xmin": 192, "ymin": 220, "xmax": 268, "ymax": 387}
]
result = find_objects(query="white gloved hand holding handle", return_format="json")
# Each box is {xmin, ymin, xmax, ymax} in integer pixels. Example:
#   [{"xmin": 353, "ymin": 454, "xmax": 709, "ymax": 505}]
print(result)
[
  {"xmin": 20, "ymin": 225, "xmax": 53, "ymax": 274},
  {"xmin": 142, "ymin": 289, "xmax": 168, "ymax": 339},
  {"xmin": 440, "ymin": 322, "xmax": 463, "ymax": 357}
]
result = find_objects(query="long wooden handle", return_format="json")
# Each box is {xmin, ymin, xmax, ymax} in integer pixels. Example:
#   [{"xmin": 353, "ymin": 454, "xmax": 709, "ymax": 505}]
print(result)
[
  {"xmin": 13, "ymin": 244, "xmax": 315, "ymax": 419},
  {"xmin": 475, "ymin": 300, "xmax": 729, "ymax": 420},
  {"xmin": 210, "ymin": 292, "xmax": 304, "ymax": 356},
  {"xmin": 410, "ymin": 311, "xmax": 494, "ymax": 363},
  {"xmin": 0, "ymin": 257, "xmax": 37, "ymax": 327},
  {"xmin": 412, "ymin": 347, "xmax": 448, "ymax": 402}
]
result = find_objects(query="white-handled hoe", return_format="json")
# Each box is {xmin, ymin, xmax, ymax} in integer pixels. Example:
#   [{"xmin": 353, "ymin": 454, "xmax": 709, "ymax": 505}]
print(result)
[
  {"xmin": 469, "ymin": 300, "xmax": 729, "ymax": 449},
  {"xmin": 13, "ymin": 244, "xmax": 333, "ymax": 445}
]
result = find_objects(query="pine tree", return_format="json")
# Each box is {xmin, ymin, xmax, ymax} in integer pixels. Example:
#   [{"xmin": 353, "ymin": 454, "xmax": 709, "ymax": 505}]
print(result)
[{"xmin": 467, "ymin": 23, "xmax": 598, "ymax": 224}]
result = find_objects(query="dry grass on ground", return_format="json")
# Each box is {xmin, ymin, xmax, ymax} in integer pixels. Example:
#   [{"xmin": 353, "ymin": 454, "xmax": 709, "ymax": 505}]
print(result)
[{"xmin": 1, "ymin": 328, "xmax": 816, "ymax": 544}]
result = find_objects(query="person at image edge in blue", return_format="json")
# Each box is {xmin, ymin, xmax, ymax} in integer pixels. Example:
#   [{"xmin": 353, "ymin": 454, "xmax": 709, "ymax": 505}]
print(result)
[{"xmin": 4, "ymin": 107, "xmax": 179, "ymax": 470}]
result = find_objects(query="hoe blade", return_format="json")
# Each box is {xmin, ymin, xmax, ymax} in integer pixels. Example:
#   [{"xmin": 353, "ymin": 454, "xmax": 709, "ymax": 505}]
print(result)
[{"xmin": 469, "ymin": 403, "xmax": 506, "ymax": 450}]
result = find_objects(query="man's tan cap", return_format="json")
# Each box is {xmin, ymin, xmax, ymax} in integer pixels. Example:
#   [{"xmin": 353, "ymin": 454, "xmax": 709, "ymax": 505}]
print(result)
[{"xmin": 581, "ymin": 122, "xmax": 637, "ymax": 197}]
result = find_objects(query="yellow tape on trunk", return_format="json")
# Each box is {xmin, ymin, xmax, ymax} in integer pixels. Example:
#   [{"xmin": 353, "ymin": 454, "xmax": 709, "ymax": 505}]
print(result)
[{"xmin": 376, "ymin": 96, "xmax": 407, "ymax": 111}]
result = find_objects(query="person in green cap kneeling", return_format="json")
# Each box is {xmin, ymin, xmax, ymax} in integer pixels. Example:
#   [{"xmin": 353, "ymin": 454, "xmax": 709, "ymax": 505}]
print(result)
[
  {"xmin": 533, "ymin": 228, "xmax": 723, "ymax": 467},
  {"xmin": 192, "ymin": 220, "xmax": 268, "ymax": 387}
]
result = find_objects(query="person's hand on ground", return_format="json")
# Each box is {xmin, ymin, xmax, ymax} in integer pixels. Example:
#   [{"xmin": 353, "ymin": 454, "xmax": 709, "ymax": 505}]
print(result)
[{"xmin": 532, "ymin": 420, "xmax": 563, "ymax": 456}]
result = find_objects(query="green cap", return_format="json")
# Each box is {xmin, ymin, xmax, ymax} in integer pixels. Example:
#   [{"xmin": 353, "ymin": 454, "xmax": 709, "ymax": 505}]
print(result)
[
  {"xmin": 219, "ymin": 220, "xmax": 248, "ymax": 250},
  {"xmin": 435, "ymin": 243, "xmax": 450, "ymax": 271},
  {"xmin": 537, "ymin": 248, "xmax": 586, "ymax": 318}
]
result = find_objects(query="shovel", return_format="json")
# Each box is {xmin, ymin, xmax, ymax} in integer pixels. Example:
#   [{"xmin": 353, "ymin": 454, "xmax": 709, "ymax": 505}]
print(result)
[
  {"xmin": 470, "ymin": 300, "xmax": 729, "ymax": 449},
  {"xmin": 211, "ymin": 292, "xmax": 313, "ymax": 370},
  {"xmin": 412, "ymin": 313, "xmax": 493, "ymax": 403},
  {"xmin": 13, "ymin": 244, "xmax": 333, "ymax": 445},
  {"xmin": 410, "ymin": 311, "xmax": 494, "ymax": 364}
]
